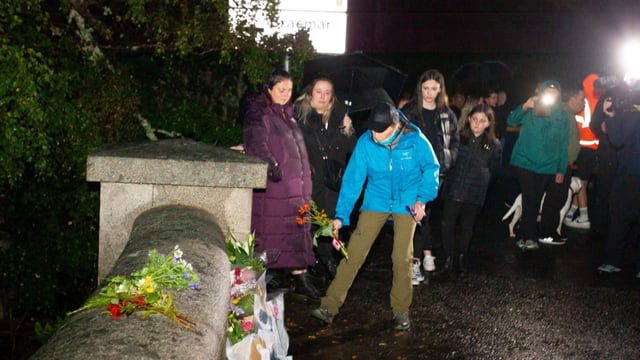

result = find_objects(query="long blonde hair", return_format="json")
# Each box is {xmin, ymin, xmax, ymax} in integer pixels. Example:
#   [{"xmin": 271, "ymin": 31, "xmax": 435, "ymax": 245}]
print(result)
[{"xmin": 295, "ymin": 76, "xmax": 336, "ymax": 126}]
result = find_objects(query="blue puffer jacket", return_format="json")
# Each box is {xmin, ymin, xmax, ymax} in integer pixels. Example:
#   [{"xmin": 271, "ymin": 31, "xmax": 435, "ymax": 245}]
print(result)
[{"xmin": 335, "ymin": 121, "xmax": 440, "ymax": 226}]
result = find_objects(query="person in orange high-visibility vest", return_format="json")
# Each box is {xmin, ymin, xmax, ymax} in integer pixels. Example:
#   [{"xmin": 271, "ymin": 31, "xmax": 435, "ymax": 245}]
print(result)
[{"xmin": 564, "ymin": 73, "xmax": 601, "ymax": 229}]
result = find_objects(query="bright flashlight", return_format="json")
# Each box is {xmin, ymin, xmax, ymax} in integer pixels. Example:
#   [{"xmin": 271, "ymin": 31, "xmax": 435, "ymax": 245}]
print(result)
[
  {"xmin": 619, "ymin": 39, "xmax": 640, "ymax": 80},
  {"xmin": 541, "ymin": 93, "xmax": 555, "ymax": 106}
]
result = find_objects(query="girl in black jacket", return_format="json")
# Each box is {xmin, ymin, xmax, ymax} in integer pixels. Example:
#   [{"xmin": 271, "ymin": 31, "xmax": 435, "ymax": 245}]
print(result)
[
  {"xmin": 402, "ymin": 69, "xmax": 459, "ymax": 282},
  {"xmin": 441, "ymin": 104, "xmax": 502, "ymax": 275}
]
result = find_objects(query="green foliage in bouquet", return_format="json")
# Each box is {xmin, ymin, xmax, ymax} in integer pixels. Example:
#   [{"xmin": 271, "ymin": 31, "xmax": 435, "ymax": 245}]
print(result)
[
  {"xmin": 226, "ymin": 229, "xmax": 266, "ymax": 272},
  {"xmin": 69, "ymin": 245, "xmax": 202, "ymax": 333}
]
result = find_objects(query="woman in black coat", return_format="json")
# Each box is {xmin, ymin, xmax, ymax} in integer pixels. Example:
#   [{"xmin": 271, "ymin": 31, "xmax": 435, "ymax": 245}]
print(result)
[
  {"xmin": 401, "ymin": 69, "xmax": 459, "ymax": 282},
  {"xmin": 295, "ymin": 75, "xmax": 356, "ymax": 280},
  {"xmin": 441, "ymin": 104, "xmax": 502, "ymax": 275}
]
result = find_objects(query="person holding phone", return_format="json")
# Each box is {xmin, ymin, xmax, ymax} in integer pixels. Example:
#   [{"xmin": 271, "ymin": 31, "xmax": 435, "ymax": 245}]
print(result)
[{"xmin": 507, "ymin": 80, "xmax": 570, "ymax": 251}]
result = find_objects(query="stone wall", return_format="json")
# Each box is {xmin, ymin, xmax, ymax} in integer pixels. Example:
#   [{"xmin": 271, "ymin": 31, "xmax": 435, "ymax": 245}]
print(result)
[
  {"xmin": 31, "ymin": 206, "xmax": 230, "ymax": 359},
  {"xmin": 31, "ymin": 139, "xmax": 268, "ymax": 359},
  {"xmin": 84, "ymin": 138, "xmax": 267, "ymax": 280}
]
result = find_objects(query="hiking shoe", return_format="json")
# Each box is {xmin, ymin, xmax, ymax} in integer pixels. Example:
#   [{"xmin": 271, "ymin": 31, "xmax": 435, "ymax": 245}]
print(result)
[
  {"xmin": 311, "ymin": 306, "xmax": 334, "ymax": 324},
  {"xmin": 539, "ymin": 236, "xmax": 566, "ymax": 246},
  {"xmin": 393, "ymin": 313, "xmax": 410, "ymax": 331},
  {"xmin": 411, "ymin": 260, "xmax": 424, "ymax": 285},
  {"xmin": 566, "ymin": 218, "xmax": 590, "ymax": 229},
  {"xmin": 516, "ymin": 239, "xmax": 539, "ymax": 251},
  {"xmin": 597, "ymin": 264, "xmax": 621, "ymax": 273},
  {"xmin": 423, "ymin": 255, "xmax": 436, "ymax": 272},
  {"xmin": 523, "ymin": 240, "xmax": 539, "ymax": 251}
]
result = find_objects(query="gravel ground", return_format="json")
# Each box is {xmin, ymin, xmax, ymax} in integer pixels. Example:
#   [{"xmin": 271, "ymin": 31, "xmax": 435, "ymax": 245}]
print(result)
[{"xmin": 283, "ymin": 180, "xmax": 640, "ymax": 359}]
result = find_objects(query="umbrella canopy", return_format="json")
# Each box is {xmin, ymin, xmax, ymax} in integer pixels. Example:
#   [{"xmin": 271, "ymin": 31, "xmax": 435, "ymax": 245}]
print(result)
[
  {"xmin": 450, "ymin": 61, "xmax": 513, "ymax": 98},
  {"xmin": 302, "ymin": 52, "xmax": 408, "ymax": 113}
]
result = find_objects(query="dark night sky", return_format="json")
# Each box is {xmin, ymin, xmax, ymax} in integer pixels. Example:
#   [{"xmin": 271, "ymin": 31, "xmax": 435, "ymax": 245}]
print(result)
[
  {"xmin": 343, "ymin": 0, "xmax": 640, "ymax": 100},
  {"xmin": 346, "ymin": 0, "xmax": 640, "ymax": 54}
]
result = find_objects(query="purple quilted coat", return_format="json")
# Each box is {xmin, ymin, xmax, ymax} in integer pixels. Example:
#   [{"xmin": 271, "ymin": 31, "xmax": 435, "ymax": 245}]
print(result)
[{"xmin": 243, "ymin": 93, "xmax": 315, "ymax": 269}]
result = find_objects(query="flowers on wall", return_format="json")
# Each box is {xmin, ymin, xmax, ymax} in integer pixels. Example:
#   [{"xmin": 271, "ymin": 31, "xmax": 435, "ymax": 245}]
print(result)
[{"xmin": 69, "ymin": 245, "xmax": 202, "ymax": 333}]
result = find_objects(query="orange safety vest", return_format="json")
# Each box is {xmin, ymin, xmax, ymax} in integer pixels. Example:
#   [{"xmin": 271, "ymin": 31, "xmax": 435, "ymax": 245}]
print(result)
[{"xmin": 576, "ymin": 73, "xmax": 599, "ymax": 150}]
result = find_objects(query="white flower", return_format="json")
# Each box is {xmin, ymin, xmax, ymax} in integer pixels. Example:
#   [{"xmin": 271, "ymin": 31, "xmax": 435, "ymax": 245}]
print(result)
[
  {"xmin": 116, "ymin": 283, "xmax": 127, "ymax": 294},
  {"xmin": 173, "ymin": 246, "xmax": 184, "ymax": 260}
]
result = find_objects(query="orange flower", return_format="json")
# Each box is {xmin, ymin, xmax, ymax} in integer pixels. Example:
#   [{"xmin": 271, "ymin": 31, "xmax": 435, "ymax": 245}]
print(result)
[{"xmin": 296, "ymin": 200, "xmax": 348, "ymax": 259}]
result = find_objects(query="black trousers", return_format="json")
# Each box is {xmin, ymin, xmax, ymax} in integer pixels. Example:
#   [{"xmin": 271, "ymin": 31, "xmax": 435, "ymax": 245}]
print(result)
[
  {"xmin": 441, "ymin": 199, "xmax": 481, "ymax": 257},
  {"xmin": 413, "ymin": 178, "xmax": 447, "ymax": 258},
  {"xmin": 515, "ymin": 166, "xmax": 554, "ymax": 241},
  {"xmin": 604, "ymin": 174, "xmax": 640, "ymax": 267},
  {"xmin": 538, "ymin": 166, "xmax": 572, "ymax": 238},
  {"xmin": 593, "ymin": 156, "xmax": 617, "ymax": 235}
]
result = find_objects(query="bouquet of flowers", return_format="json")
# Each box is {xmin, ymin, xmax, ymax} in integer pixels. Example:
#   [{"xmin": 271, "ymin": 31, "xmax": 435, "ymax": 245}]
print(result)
[
  {"xmin": 226, "ymin": 230, "xmax": 266, "ymax": 345},
  {"xmin": 297, "ymin": 201, "xmax": 348, "ymax": 259},
  {"xmin": 68, "ymin": 245, "xmax": 202, "ymax": 333},
  {"xmin": 225, "ymin": 230, "xmax": 290, "ymax": 359}
]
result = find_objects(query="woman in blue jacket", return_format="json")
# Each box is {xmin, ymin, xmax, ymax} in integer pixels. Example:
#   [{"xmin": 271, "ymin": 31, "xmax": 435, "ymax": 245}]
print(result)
[{"xmin": 311, "ymin": 102, "xmax": 440, "ymax": 331}]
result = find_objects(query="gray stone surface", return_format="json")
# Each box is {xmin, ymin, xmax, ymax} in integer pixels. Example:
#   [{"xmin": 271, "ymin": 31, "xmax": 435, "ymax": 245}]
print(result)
[
  {"xmin": 32, "ymin": 206, "xmax": 231, "ymax": 360},
  {"xmin": 86, "ymin": 138, "xmax": 267, "ymax": 189},
  {"xmin": 88, "ymin": 140, "xmax": 267, "ymax": 279}
]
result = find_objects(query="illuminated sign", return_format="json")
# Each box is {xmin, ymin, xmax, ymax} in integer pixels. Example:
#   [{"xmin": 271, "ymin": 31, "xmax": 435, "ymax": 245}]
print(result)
[{"xmin": 229, "ymin": 0, "xmax": 348, "ymax": 54}]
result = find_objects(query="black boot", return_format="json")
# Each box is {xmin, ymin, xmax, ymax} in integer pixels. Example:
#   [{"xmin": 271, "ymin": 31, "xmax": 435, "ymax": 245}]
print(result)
[
  {"xmin": 322, "ymin": 256, "xmax": 338, "ymax": 280},
  {"xmin": 443, "ymin": 256, "xmax": 455, "ymax": 272},
  {"xmin": 266, "ymin": 269, "xmax": 291, "ymax": 292},
  {"xmin": 293, "ymin": 272, "xmax": 322, "ymax": 302},
  {"xmin": 457, "ymin": 253, "xmax": 468, "ymax": 275}
]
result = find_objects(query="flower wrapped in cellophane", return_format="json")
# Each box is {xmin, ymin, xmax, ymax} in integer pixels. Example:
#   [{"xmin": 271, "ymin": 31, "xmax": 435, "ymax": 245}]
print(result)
[
  {"xmin": 225, "ymin": 230, "xmax": 288, "ymax": 359},
  {"xmin": 297, "ymin": 200, "xmax": 348, "ymax": 259}
]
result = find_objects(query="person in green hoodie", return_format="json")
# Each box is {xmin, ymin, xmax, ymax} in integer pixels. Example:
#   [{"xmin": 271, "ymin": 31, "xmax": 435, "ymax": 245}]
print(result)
[{"xmin": 508, "ymin": 80, "xmax": 570, "ymax": 250}]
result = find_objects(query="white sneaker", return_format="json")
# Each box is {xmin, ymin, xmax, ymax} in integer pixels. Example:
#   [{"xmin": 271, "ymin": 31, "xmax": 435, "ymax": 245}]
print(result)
[
  {"xmin": 564, "ymin": 211, "xmax": 576, "ymax": 221},
  {"xmin": 539, "ymin": 236, "xmax": 566, "ymax": 246},
  {"xmin": 566, "ymin": 218, "xmax": 590, "ymax": 229},
  {"xmin": 411, "ymin": 260, "xmax": 424, "ymax": 285},
  {"xmin": 423, "ymin": 255, "xmax": 436, "ymax": 272}
]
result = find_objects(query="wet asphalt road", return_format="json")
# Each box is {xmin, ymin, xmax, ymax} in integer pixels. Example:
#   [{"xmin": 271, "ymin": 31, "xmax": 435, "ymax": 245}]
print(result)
[{"xmin": 283, "ymin": 175, "xmax": 640, "ymax": 359}]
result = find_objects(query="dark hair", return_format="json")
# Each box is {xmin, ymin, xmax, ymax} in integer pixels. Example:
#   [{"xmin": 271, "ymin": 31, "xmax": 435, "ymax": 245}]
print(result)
[
  {"xmin": 483, "ymin": 89, "xmax": 498, "ymax": 98},
  {"xmin": 414, "ymin": 69, "xmax": 448, "ymax": 109},
  {"xmin": 266, "ymin": 69, "xmax": 292, "ymax": 91},
  {"xmin": 561, "ymin": 82, "xmax": 584, "ymax": 102},
  {"xmin": 460, "ymin": 103, "xmax": 497, "ymax": 149}
]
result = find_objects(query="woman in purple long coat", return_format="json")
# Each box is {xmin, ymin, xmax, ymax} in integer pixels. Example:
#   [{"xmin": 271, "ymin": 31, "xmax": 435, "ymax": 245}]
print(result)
[{"xmin": 243, "ymin": 69, "xmax": 321, "ymax": 301}]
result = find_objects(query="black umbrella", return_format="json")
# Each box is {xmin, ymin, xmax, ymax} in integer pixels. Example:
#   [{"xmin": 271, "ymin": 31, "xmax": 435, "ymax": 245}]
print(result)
[
  {"xmin": 302, "ymin": 52, "xmax": 408, "ymax": 113},
  {"xmin": 450, "ymin": 61, "xmax": 513, "ymax": 98}
]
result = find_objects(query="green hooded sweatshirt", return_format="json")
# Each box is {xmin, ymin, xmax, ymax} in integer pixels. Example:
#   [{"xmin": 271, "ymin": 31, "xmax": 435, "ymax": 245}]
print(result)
[{"xmin": 508, "ymin": 80, "xmax": 569, "ymax": 175}]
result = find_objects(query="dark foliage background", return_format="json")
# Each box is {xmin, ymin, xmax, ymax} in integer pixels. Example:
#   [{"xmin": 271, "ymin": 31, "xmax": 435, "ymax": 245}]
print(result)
[{"xmin": 0, "ymin": 1, "xmax": 314, "ymax": 357}]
